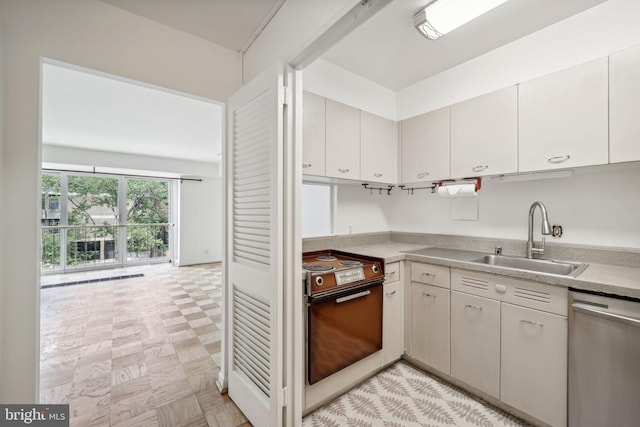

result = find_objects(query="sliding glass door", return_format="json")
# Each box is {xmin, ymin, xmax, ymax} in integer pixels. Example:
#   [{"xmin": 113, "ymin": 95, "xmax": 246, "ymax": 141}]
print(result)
[{"xmin": 41, "ymin": 172, "xmax": 172, "ymax": 273}]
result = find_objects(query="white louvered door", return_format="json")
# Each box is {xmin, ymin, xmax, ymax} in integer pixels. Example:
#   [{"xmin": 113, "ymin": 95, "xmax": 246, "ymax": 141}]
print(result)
[{"xmin": 227, "ymin": 64, "xmax": 287, "ymax": 426}]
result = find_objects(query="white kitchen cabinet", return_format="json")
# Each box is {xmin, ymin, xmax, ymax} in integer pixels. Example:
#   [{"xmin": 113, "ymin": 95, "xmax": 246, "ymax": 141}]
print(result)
[
  {"xmin": 610, "ymin": 44, "xmax": 640, "ymax": 163},
  {"xmin": 302, "ymin": 91, "xmax": 326, "ymax": 176},
  {"xmin": 325, "ymin": 98, "xmax": 360, "ymax": 180},
  {"xmin": 410, "ymin": 262, "xmax": 450, "ymax": 289},
  {"xmin": 410, "ymin": 282, "xmax": 450, "ymax": 375},
  {"xmin": 518, "ymin": 58, "xmax": 608, "ymax": 172},
  {"xmin": 382, "ymin": 278, "xmax": 403, "ymax": 365},
  {"xmin": 361, "ymin": 110, "xmax": 397, "ymax": 184},
  {"xmin": 401, "ymin": 107, "xmax": 450, "ymax": 184},
  {"xmin": 450, "ymin": 291, "xmax": 500, "ymax": 398},
  {"xmin": 501, "ymin": 302, "xmax": 567, "ymax": 427},
  {"xmin": 450, "ymin": 86, "xmax": 517, "ymax": 178}
]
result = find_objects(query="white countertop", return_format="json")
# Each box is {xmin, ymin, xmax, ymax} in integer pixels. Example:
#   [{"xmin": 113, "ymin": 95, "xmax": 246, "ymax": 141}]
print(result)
[{"xmin": 336, "ymin": 242, "xmax": 640, "ymax": 300}]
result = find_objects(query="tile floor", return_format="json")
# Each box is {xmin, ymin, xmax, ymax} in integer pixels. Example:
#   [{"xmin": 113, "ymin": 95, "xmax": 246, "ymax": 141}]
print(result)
[
  {"xmin": 41, "ymin": 263, "xmax": 530, "ymax": 427},
  {"xmin": 302, "ymin": 361, "xmax": 529, "ymax": 426},
  {"xmin": 40, "ymin": 262, "xmax": 250, "ymax": 427}
]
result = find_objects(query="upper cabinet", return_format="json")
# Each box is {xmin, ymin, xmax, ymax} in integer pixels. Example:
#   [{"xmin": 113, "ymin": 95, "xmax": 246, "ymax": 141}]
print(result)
[
  {"xmin": 401, "ymin": 107, "xmax": 450, "ymax": 184},
  {"xmin": 518, "ymin": 58, "xmax": 609, "ymax": 172},
  {"xmin": 325, "ymin": 98, "xmax": 361, "ymax": 180},
  {"xmin": 610, "ymin": 45, "xmax": 640, "ymax": 164},
  {"xmin": 451, "ymin": 86, "xmax": 518, "ymax": 178},
  {"xmin": 302, "ymin": 91, "xmax": 326, "ymax": 176},
  {"xmin": 361, "ymin": 111, "xmax": 397, "ymax": 184}
]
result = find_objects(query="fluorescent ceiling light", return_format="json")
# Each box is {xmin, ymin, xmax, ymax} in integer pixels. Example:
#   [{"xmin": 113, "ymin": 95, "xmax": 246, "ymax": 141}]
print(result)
[{"xmin": 414, "ymin": 0, "xmax": 512, "ymax": 40}]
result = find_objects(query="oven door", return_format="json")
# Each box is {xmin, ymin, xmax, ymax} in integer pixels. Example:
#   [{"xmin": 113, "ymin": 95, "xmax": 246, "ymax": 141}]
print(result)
[{"xmin": 307, "ymin": 282, "xmax": 383, "ymax": 385}]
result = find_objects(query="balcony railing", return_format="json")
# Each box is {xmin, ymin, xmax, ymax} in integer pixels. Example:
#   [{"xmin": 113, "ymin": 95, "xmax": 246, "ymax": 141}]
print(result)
[{"xmin": 41, "ymin": 223, "xmax": 173, "ymax": 273}]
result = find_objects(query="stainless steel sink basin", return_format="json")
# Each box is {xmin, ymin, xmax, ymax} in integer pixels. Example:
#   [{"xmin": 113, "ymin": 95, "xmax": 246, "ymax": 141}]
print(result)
[{"xmin": 471, "ymin": 255, "xmax": 588, "ymax": 277}]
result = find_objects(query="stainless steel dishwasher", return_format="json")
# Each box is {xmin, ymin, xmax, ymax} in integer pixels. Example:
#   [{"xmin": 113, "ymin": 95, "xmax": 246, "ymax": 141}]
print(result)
[{"xmin": 569, "ymin": 290, "xmax": 640, "ymax": 427}]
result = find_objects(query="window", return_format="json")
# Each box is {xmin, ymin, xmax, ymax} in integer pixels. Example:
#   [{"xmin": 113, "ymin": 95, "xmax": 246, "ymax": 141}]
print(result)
[
  {"xmin": 41, "ymin": 171, "xmax": 172, "ymax": 272},
  {"xmin": 302, "ymin": 183, "xmax": 334, "ymax": 237}
]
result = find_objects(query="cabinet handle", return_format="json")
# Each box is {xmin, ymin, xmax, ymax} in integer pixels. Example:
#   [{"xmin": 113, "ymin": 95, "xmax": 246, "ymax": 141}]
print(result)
[
  {"xmin": 465, "ymin": 304, "xmax": 483, "ymax": 310},
  {"xmin": 421, "ymin": 272, "xmax": 436, "ymax": 278},
  {"xmin": 302, "ymin": 163, "xmax": 312, "ymax": 168},
  {"xmin": 338, "ymin": 168, "xmax": 350, "ymax": 173},
  {"xmin": 520, "ymin": 318, "xmax": 543, "ymax": 327},
  {"xmin": 472, "ymin": 165, "xmax": 488, "ymax": 172},
  {"xmin": 385, "ymin": 271, "xmax": 397, "ymax": 277},
  {"xmin": 547, "ymin": 155, "xmax": 570, "ymax": 164},
  {"xmin": 417, "ymin": 172, "xmax": 429, "ymax": 179},
  {"xmin": 386, "ymin": 290, "xmax": 397, "ymax": 296},
  {"xmin": 374, "ymin": 173, "xmax": 383, "ymax": 178},
  {"xmin": 422, "ymin": 292, "xmax": 436, "ymax": 298}
]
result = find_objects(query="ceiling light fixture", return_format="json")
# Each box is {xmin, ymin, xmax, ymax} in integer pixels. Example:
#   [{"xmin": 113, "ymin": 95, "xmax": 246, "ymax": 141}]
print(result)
[{"xmin": 413, "ymin": 0, "xmax": 512, "ymax": 40}]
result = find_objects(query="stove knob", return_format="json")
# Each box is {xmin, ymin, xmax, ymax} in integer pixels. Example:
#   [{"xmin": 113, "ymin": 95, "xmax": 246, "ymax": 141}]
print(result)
[
  {"xmin": 372, "ymin": 265, "xmax": 379, "ymax": 274},
  {"xmin": 315, "ymin": 276, "xmax": 323, "ymax": 287}
]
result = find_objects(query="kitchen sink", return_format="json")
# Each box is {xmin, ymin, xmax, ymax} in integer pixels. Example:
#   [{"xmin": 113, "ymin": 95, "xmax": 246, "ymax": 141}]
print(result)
[{"xmin": 470, "ymin": 255, "xmax": 588, "ymax": 277}]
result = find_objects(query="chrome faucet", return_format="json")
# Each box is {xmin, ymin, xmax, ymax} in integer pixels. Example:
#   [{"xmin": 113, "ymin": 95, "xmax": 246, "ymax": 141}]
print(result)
[{"xmin": 527, "ymin": 201, "xmax": 552, "ymax": 258}]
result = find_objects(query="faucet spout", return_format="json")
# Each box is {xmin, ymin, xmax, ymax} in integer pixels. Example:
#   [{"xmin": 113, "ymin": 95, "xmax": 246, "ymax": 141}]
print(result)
[{"xmin": 527, "ymin": 201, "xmax": 552, "ymax": 258}]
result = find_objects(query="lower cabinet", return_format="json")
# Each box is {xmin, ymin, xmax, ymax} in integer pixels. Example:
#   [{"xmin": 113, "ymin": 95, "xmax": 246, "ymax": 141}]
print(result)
[
  {"xmin": 501, "ymin": 302, "xmax": 568, "ymax": 427},
  {"xmin": 450, "ymin": 291, "xmax": 500, "ymax": 399},
  {"xmin": 410, "ymin": 282, "xmax": 450, "ymax": 375},
  {"xmin": 382, "ymin": 279, "xmax": 404, "ymax": 365}
]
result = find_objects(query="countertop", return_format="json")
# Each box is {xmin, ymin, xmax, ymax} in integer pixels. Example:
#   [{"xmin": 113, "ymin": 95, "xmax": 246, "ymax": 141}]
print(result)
[{"xmin": 335, "ymin": 242, "xmax": 640, "ymax": 300}]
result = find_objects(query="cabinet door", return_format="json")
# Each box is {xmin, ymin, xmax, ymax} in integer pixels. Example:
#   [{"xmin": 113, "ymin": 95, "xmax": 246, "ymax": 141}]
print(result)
[
  {"xmin": 411, "ymin": 262, "xmax": 450, "ymax": 289},
  {"xmin": 326, "ymin": 99, "xmax": 360, "ymax": 179},
  {"xmin": 450, "ymin": 292, "xmax": 500, "ymax": 398},
  {"xmin": 302, "ymin": 92, "xmax": 326, "ymax": 176},
  {"xmin": 361, "ymin": 111, "xmax": 397, "ymax": 184},
  {"xmin": 401, "ymin": 107, "xmax": 449, "ymax": 184},
  {"xmin": 501, "ymin": 303, "xmax": 567, "ymax": 427},
  {"xmin": 610, "ymin": 44, "xmax": 640, "ymax": 163},
  {"xmin": 451, "ymin": 86, "xmax": 517, "ymax": 178},
  {"xmin": 410, "ymin": 282, "xmax": 450, "ymax": 374},
  {"xmin": 519, "ymin": 58, "xmax": 608, "ymax": 172},
  {"xmin": 382, "ymin": 281, "xmax": 403, "ymax": 365}
]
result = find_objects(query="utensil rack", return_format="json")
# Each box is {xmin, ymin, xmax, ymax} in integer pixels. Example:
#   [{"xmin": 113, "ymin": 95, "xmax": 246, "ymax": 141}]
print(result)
[
  {"xmin": 398, "ymin": 184, "xmax": 437, "ymax": 195},
  {"xmin": 361, "ymin": 183, "xmax": 394, "ymax": 195}
]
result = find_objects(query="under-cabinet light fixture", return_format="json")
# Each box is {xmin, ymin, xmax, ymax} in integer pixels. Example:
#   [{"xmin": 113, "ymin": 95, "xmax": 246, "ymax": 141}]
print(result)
[{"xmin": 414, "ymin": 0, "xmax": 512, "ymax": 40}]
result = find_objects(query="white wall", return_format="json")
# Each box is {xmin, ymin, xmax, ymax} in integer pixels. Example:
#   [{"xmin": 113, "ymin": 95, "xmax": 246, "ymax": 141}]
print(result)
[
  {"xmin": 386, "ymin": 165, "xmax": 640, "ymax": 249},
  {"xmin": 0, "ymin": 0, "xmax": 239, "ymax": 402},
  {"xmin": 334, "ymin": 183, "xmax": 392, "ymax": 235},
  {"xmin": 243, "ymin": 0, "xmax": 359, "ymax": 82},
  {"xmin": 304, "ymin": 59, "xmax": 397, "ymax": 120},
  {"xmin": 397, "ymin": 0, "xmax": 640, "ymax": 120},
  {"xmin": 0, "ymin": 2, "xmax": 5, "ymax": 381},
  {"xmin": 177, "ymin": 177, "xmax": 223, "ymax": 265}
]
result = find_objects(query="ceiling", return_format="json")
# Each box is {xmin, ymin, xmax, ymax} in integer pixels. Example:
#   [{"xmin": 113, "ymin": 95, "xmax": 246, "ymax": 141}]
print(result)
[
  {"xmin": 99, "ymin": 0, "xmax": 283, "ymax": 52},
  {"xmin": 42, "ymin": 63, "xmax": 223, "ymax": 164},
  {"xmin": 321, "ymin": 0, "xmax": 607, "ymax": 91},
  {"xmin": 48, "ymin": 0, "xmax": 606, "ymax": 166}
]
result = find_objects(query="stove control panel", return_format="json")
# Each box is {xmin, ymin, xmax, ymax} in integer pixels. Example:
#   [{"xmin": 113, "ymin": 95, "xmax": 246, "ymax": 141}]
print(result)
[{"xmin": 335, "ymin": 268, "xmax": 365, "ymax": 286}]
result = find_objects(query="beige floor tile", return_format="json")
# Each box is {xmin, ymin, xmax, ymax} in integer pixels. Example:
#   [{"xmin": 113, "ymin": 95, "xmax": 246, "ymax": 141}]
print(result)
[
  {"xmin": 110, "ymin": 387, "xmax": 155, "ymax": 425},
  {"xmin": 156, "ymin": 395, "xmax": 202, "ymax": 427},
  {"xmin": 111, "ymin": 410, "xmax": 158, "ymax": 427},
  {"xmin": 212, "ymin": 401, "xmax": 248, "ymax": 427},
  {"xmin": 112, "ymin": 361, "xmax": 148, "ymax": 386},
  {"xmin": 40, "ymin": 263, "xmax": 249, "ymax": 427},
  {"xmin": 70, "ymin": 407, "xmax": 111, "ymax": 427},
  {"xmin": 69, "ymin": 386, "xmax": 111, "ymax": 419},
  {"xmin": 152, "ymin": 379, "xmax": 193, "ymax": 407}
]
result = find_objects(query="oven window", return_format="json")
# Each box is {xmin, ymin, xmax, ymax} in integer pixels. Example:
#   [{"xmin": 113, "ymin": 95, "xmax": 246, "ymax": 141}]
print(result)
[{"xmin": 302, "ymin": 183, "xmax": 334, "ymax": 237}]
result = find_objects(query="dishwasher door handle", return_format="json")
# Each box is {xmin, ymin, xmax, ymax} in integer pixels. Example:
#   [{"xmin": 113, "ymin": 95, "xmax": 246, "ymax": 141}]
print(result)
[{"xmin": 572, "ymin": 302, "xmax": 640, "ymax": 329}]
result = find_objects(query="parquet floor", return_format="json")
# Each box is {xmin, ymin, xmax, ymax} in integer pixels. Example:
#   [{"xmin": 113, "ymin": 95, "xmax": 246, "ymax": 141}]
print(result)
[{"xmin": 40, "ymin": 263, "xmax": 250, "ymax": 427}]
